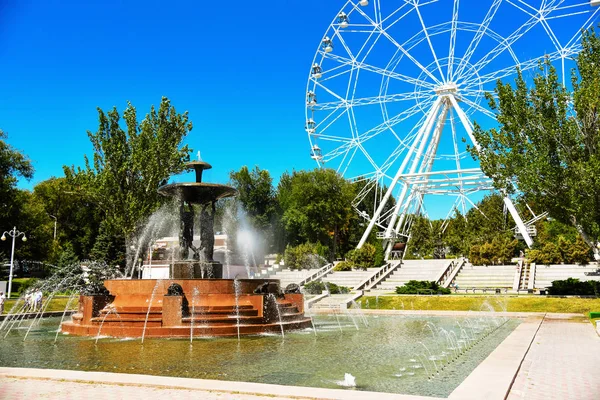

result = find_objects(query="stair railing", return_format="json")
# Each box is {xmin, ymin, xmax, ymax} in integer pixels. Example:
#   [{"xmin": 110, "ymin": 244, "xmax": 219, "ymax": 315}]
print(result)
[
  {"xmin": 354, "ymin": 260, "xmax": 402, "ymax": 291},
  {"xmin": 298, "ymin": 263, "xmax": 335, "ymax": 287},
  {"xmin": 440, "ymin": 257, "xmax": 466, "ymax": 288}
]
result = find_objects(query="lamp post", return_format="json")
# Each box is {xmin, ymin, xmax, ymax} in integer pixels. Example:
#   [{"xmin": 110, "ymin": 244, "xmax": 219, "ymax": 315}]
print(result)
[{"xmin": 1, "ymin": 227, "xmax": 27, "ymax": 298}]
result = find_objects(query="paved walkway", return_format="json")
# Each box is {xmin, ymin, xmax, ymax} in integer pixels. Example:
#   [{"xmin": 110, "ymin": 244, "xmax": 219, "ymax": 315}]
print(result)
[
  {"xmin": 0, "ymin": 377, "xmax": 295, "ymax": 400},
  {"xmin": 507, "ymin": 316, "xmax": 600, "ymax": 400}
]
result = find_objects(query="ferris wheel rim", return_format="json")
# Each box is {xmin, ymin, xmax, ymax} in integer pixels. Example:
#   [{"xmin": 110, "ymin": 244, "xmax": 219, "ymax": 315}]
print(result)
[{"xmin": 305, "ymin": 0, "xmax": 599, "ymax": 186}]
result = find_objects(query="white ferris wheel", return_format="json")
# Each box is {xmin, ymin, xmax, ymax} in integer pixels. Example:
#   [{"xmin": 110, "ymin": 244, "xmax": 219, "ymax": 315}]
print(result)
[{"xmin": 305, "ymin": 0, "xmax": 600, "ymax": 259}]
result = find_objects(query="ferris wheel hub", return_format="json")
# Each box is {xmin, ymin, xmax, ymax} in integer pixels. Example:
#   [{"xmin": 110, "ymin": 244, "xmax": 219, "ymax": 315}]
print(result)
[{"xmin": 434, "ymin": 82, "xmax": 458, "ymax": 96}]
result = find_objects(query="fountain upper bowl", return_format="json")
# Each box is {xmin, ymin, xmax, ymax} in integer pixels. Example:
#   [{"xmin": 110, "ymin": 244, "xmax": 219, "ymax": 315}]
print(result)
[{"xmin": 157, "ymin": 182, "xmax": 237, "ymax": 203}]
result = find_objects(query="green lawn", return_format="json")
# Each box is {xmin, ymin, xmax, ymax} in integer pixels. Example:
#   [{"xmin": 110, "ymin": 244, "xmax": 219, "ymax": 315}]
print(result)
[
  {"xmin": 360, "ymin": 295, "xmax": 600, "ymax": 315},
  {"xmin": 2, "ymin": 296, "xmax": 79, "ymax": 314}
]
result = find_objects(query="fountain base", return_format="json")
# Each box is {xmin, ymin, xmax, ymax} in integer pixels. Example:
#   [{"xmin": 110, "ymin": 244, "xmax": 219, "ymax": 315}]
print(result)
[
  {"xmin": 172, "ymin": 261, "xmax": 223, "ymax": 279},
  {"xmin": 61, "ymin": 279, "xmax": 312, "ymax": 338}
]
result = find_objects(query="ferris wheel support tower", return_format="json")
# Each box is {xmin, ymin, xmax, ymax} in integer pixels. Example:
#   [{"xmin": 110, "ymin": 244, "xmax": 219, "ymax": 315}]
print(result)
[{"xmin": 355, "ymin": 83, "xmax": 533, "ymax": 259}]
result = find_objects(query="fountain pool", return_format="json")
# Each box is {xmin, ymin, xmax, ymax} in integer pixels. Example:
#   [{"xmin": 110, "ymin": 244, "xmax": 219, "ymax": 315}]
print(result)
[{"xmin": 0, "ymin": 314, "xmax": 519, "ymax": 397}]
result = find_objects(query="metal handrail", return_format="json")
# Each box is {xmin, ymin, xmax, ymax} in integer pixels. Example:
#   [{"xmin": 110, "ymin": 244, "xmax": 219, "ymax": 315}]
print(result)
[
  {"xmin": 440, "ymin": 257, "xmax": 466, "ymax": 288},
  {"xmin": 355, "ymin": 260, "xmax": 401, "ymax": 290},
  {"xmin": 298, "ymin": 263, "xmax": 334, "ymax": 286},
  {"xmin": 435, "ymin": 258, "xmax": 459, "ymax": 285}
]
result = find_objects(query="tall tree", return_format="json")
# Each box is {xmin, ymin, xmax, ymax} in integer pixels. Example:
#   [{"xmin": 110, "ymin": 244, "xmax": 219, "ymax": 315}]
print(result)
[
  {"xmin": 229, "ymin": 166, "xmax": 277, "ymax": 232},
  {"xmin": 278, "ymin": 169, "xmax": 355, "ymax": 260},
  {"xmin": 64, "ymin": 97, "xmax": 192, "ymax": 265},
  {"xmin": 32, "ymin": 177, "xmax": 102, "ymax": 261},
  {"xmin": 470, "ymin": 30, "xmax": 600, "ymax": 256},
  {"xmin": 0, "ymin": 131, "xmax": 34, "ymax": 261},
  {"xmin": 0, "ymin": 130, "xmax": 34, "ymax": 225}
]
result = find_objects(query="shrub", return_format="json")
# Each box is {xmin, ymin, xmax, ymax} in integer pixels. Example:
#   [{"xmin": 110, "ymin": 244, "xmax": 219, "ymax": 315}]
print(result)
[
  {"xmin": 565, "ymin": 237, "xmax": 592, "ymax": 265},
  {"xmin": 526, "ymin": 249, "xmax": 542, "ymax": 264},
  {"xmin": 302, "ymin": 280, "xmax": 350, "ymax": 294},
  {"xmin": 284, "ymin": 243, "xmax": 325, "ymax": 270},
  {"xmin": 469, "ymin": 245, "xmax": 481, "ymax": 265},
  {"xmin": 395, "ymin": 280, "xmax": 451, "ymax": 295},
  {"xmin": 539, "ymin": 242, "xmax": 562, "ymax": 265},
  {"xmin": 325, "ymin": 281, "xmax": 350, "ymax": 294},
  {"xmin": 303, "ymin": 280, "xmax": 325, "ymax": 294},
  {"xmin": 346, "ymin": 243, "xmax": 377, "ymax": 270},
  {"xmin": 548, "ymin": 278, "xmax": 599, "ymax": 296},
  {"xmin": 333, "ymin": 260, "xmax": 353, "ymax": 271},
  {"xmin": 529, "ymin": 236, "xmax": 591, "ymax": 265},
  {"xmin": 274, "ymin": 253, "xmax": 283, "ymax": 265}
]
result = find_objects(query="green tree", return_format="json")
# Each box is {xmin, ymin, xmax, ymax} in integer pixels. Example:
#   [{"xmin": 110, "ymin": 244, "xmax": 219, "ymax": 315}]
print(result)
[
  {"xmin": 0, "ymin": 131, "xmax": 34, "ymax": 259},
  {"xmin": 490, "ymin": 235, "xmax": 518, "ymax": 264},
  {"xmin": 346, "ymin": 243, "xmax": 377, "ymax": 270},
  {"xmin": 407, "ymin": 215, "xmax": 433, "ymax": 257},
  {"xmin": 229, "ymin": 166, "xmax": 278, "ymax": 255},
  {"xmin": 64, "ymin": 98, "xmax": 192, "ymax": 265},
  {"xmin": 3, "ymin": 190, "xmax": 54, "ymax": 263},
  {"xmin": 465, "ymin": 193, "xmax": 511, "ymax": 244},
  {"xmin": 278, "ymin": 169, "xmax": 355, "ymax": 261},
  {"xmin": 31, "ymin": 177, "xmax": 102, "ymax": 261},
  {"xmin": 471, "ymin": 30, "xmax": 600, "ymax": 257},
  {"xmin": 446, "ymin": 210, "xmax": 469, "ymax": 256},
  {"xmin": 229, "ymin": 166, "xmax": 277, "ymax": 231}
]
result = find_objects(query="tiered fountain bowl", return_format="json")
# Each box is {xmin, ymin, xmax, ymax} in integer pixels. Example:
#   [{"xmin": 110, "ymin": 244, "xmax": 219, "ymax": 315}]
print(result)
[{"xmin": 61, "ymin": 160, "xmax": 312, "ymax": 338}]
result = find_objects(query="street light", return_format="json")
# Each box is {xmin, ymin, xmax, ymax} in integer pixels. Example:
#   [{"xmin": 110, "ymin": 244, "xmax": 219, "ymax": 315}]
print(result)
[{"xmin": 1, "ymin": 227, "xmax": 27, "ymax": 299}]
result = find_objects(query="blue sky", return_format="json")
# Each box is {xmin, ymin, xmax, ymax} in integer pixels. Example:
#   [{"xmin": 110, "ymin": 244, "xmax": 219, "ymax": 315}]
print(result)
[
  {"xmin": 3, "ymin": 0, "xmax": 342, "ymax": 189},
  {"xmin": 2, "ymin": 0, "xmax": 598, "ymax": 219}
]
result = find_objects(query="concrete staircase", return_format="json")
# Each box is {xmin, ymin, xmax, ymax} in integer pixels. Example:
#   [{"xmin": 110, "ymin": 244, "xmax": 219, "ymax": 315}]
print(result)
[
  {"xmin": 322, "ymin": 268, "xmax": 379, "ymax": 289},
  {"xmin": 534, "ymin": 264, "xmax": 600, "ymax": 289},
  {"xmin": 453, "ymin": 264, "xmax": 517, "ymax": 289},
  {"xmin": 518, "ymin": 262, "xmax": 531, "ymax": 290},
  {"xmin": 373, "ymin": 259, "xmax": 451, "ymax": 291}
]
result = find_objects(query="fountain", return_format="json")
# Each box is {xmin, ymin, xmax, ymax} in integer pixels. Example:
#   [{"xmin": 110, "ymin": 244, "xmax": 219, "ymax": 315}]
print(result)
[{"xmin": 60, "ymin": 160, "xmax": 312, "ymax": 338}]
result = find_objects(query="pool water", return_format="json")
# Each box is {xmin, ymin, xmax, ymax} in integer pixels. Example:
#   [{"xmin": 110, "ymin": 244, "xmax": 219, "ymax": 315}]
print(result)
[{"xmin": 0, "ymin": 314, "xmax": 519, "ymax": 397}]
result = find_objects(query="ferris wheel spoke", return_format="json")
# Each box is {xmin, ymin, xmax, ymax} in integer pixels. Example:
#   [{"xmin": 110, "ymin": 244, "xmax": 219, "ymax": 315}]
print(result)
[
  {"xmin": 311, "ymin": 133, "xmax": 351, "ymax": 143},
  {"xmin": 311, "ymin": 92, "xmax": 428, "ymax": 111},
  {"xmin": 333, "ymin": 29, "xmax": 357, "ymax": 61},
  {"xmin": 355, "ymin": 142, "xmax": 381, "ymax": 175},
  {"xmin": 322, "ymin": 142, "xmax": 355, "ymax": 162},
  {"xmin": 461, "ymin": 97, "xmax": 497, "ymax": 122},
  {"xmin": 325, "ymin": 102, "xmax": 428, "ymax": 165},
  {"xmin": 413, "ymin": 1, "xmax": 445, "ymax": 81},
  {"xmin": 505, "ymin": 0, "xmax": 538, "ymax": 17},
  {"xmin": 447, "ymin": 0, "xmax": 460, "ymax": 81},
  {"xmin": 355, "ymin": 100, "xmax": 432, "ymax": 147},
  {"xmin": 339, "ymin": 144, "xmax": 360, "ymax": 176},
  {"xmin": 459, "ymin": 4, "xmax": 556, "ymax": 83},
  {"xmin": 453, "ymin": 0, "xmax": 503, "ymax": 81},
  {"xmin": 380, "ymin": 1, "xmax": 413, "ymax": 28},
  {"xmin": 312, "ymin": 78, "xmax": 346, "ymax": 103},
  {"xmin": 539, "ymin": 18, "xmax": 562, "ymax": 51},
  {"xmin": 319, "ymin": 68, "xmax": 353, "ymax": 83},
  {"xmin": 351, "ymin": 3, "xmax": 443, "ymax": 85},
  {"xmin": 379, "ymin": 118, "xmax": 427, "ymax": 176},
  {"xmin": 315, "ymin": 107, "xmax": 350, "ymax": 134},
  {"xmin": 564, "ymin": 6, "xmax": 600, "ymax": 48},
  {"xmin": 462, "ymin": 49, "xmax": 564, "ymax": 88},
  {"xmin": 325, "ymin": 52, "xmax": 437, "ymax": 89}
]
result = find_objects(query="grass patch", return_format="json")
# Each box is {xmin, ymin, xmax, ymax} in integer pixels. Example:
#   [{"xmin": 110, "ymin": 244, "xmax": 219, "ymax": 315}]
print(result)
[
  {"xmin": 361, "ymin": 295, "xmax": 600, "ymax": 315},
  {"xmin": 2, "ymin": 296, "xmax": 79, "ymax": 314}
]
